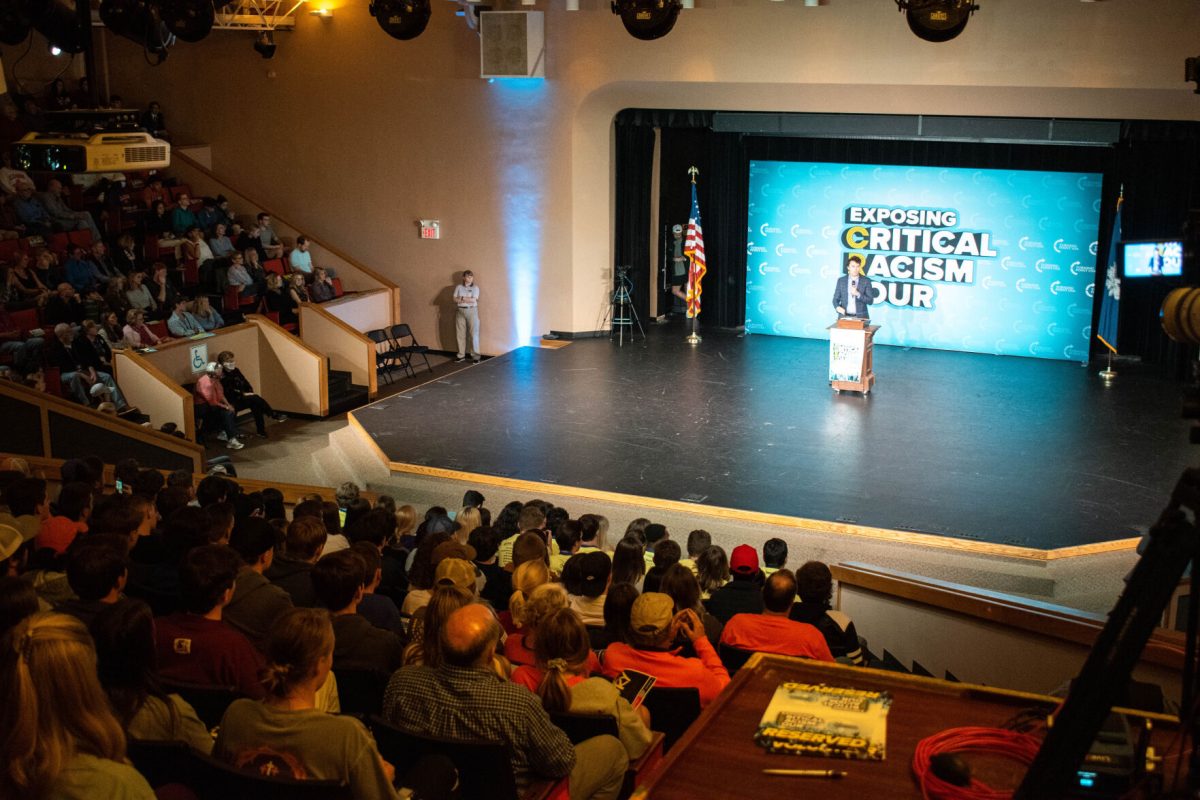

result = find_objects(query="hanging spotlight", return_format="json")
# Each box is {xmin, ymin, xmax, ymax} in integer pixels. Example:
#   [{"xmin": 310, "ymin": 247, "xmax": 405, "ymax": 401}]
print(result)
[
  {"xmin": 158, "ymin": 0, "xmax": 215, "ymax": 43},
  {"xmin": 98, "ymin": 0, "xmax": 174, "ymax": 58},
  {"xmin": 611, "ymin": 0, "xmax": 681, "ymax": 41},
  {"xmin": 895, "ymin": 0, "xmax": 977, "ymax": 43},
  {"xmin": 369, "ymin": 0, "xmax": 431, "ymax": 41},
  {"xmin": 0, "ymin": 0, "xmax": 35, "ymax": 46},
  {"xmin": 253, "ymin": 30, "xmax": 277, "ymax": 58}
]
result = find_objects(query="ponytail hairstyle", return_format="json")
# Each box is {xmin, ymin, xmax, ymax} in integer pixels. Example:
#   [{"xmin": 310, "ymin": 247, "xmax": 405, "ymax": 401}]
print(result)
[
  {"xmin": 533, "ymin": 607, "xmax": 591, "ymax": 714},
  {"xmin": 513, "ymin": 582, "xmax": 567, "ymax": 634},
  {"xmin": 0, "ymin": 612, "xmax": 127, "ymax": 800},
  {"xmin": 508, "ymin": 559, "xmax": 550, "ymax": 626},
  {"xmin": 90, "ymin": 599, "xmax": 178, "ymax": 732},
  {"xmin": 261, "ymin": 608, "xmax": 334, "ymax": 699}
]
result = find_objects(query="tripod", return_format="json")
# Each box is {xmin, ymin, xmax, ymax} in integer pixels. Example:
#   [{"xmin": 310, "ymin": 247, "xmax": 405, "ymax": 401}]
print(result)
[{"xmin": 608, "ymin": 267, "xmax": 644, "ymax": 347}]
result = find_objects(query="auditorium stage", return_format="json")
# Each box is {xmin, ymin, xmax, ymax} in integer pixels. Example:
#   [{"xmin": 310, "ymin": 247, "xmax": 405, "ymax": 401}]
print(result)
[{"xmin": 348, "ymin": 326, "xmax": 1196, "ymax": 554}]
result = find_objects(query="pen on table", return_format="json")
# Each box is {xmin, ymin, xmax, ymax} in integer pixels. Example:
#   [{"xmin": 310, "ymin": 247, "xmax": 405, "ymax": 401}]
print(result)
[{"xmin": 762, "ymin": 768, "xmax": 848, "ymax": 778}]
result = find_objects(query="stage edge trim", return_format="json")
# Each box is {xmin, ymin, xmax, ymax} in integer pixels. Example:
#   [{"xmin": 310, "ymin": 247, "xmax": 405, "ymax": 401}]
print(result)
[{"xmin": 345, "ymin": 414, "xmax": 1137, "ymax": 562}]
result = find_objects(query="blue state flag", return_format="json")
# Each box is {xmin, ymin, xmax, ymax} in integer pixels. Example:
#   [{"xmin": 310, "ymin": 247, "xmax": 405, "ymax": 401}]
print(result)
[{"xmin": 1097, "ymin": 195, "xmax": 1122, "ymax": 353}]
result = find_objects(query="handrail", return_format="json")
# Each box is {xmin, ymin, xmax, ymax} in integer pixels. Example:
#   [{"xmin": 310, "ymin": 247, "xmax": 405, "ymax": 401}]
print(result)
[
  {"xmin": 831, "ymin": 561, "xmax": 1184, "ymax": 670},
  {"xmin": 299, "ymin": 302, "xmax": 374, "ymax": 345},
  {"xmin": 297, "ymin": 301, "xmax": 378, "ymax": 396},
  {"xmin": 247, "ymin": 313, "xmax": 327, "ymax": 362},
  {"xmin": 170, "ymin": 149, "xmax": 401, "ymax": 322},
  {"xmin": 0, "ymin": 378, "xmax": 204, "ymax": 470},
  {"xmin": 112, "ymin": 348, "xmax": 197, "ymax": 440},
  {"xmin": 247, "ymin": 313, "xmax": 329, "ymax": 415},
  {"xmin": 139, "ymin": 322, "xmax": 257, "ymax": 353}
]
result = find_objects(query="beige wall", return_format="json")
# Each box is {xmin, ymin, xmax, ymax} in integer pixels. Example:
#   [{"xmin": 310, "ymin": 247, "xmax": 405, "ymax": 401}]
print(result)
[
  {"xmin": 320, "ymin": 289, "xmax": 394, "ymax": 334},
  {"xmin": 111, "ymin": 350, "xmax": 195, "ymax": 438},
  {"xmin": 9, "ymin": 1, "xmax": 1200, "ymax": 353},
  {"xmin": 298, "ymin": 303, "xmax": 376, "ymax": 396}
]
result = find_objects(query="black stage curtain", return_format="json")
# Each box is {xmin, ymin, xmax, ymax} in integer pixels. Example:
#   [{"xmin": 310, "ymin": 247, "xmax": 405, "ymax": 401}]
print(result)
[
  {"xmin": 614, "ymin": 121, "xmax": 657, "ymax": 326},
  {"xmin": 615, "ymin": 112, "xmax": 1200, "ymax": 367}
]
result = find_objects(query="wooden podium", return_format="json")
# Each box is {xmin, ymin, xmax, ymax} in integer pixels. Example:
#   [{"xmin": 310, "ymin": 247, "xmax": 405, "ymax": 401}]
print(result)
[{"xmin": 827, "ymin": 318, "xmax": 879, "ymax": 395}]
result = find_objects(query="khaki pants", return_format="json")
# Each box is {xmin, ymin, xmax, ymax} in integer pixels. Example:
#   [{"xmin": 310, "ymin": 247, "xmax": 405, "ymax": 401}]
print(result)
[
  {"xmin": 570, "ymin": 735, "xmax": 628, "ymax": 800},
  {"xmin": 455, "ymin": 306, "xmax": 480, "ymax": 358}
]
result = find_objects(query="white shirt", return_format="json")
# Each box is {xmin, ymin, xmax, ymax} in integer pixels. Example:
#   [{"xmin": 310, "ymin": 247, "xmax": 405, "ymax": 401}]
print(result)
[{"xmin": 454, "ymin": 284, "xmax": 479, "ymax": 307}]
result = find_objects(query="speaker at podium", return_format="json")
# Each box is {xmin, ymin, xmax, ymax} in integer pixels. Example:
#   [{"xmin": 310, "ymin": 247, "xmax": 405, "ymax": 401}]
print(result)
[{"xmin": 827, "ymin": 318, "xmax": 879, "ymax": 395}]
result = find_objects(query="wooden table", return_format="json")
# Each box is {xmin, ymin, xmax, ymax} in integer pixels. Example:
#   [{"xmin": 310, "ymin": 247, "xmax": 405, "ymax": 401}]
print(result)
[{"xmin": 635, "ymin": 655, "xmax": 1177, "ymax": 798}]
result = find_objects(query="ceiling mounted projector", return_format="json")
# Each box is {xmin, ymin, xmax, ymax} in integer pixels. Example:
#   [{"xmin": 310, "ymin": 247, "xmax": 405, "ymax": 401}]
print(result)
[
  {"xmin": 896, "ymin": 0, "xmax": 978, "ymax": 43},
  {"xmin": 159, "ymin": 0, "xmax": 215, "ymax": 42},
  {"xmin": 369, "ymin": 0, "xmax": 431, "ymax": 41},
  {"xmin": 611, "ymin": 0, "xmax": 682, "ymax": 41},
  {"xmin": 98, "ymin": 0, "xmax": 174, "ymax": 58}
]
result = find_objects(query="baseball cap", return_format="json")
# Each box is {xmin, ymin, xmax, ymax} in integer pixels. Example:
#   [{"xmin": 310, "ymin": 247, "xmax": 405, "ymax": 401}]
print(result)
[
  {"xmin": 630, "ymin": 592, "xmax": 675, "ymax": 636},
  {"xmin": 0, "ymin": 523, "xmax": 21, "ymax": 561},
  {"xmin": 730, "ymin": 544, "xmax": 759, "ymax": 575},
  {"xmin": 432, "ymin": 540, "xmax": 477, "ymax": 565},
  {"xmin": 577, "ymin": 551, "xmax": 611, "ymax": 598},
  {"xmin": 671, "ymin": 224, "xmax": 682, "ymax": 234},
  {"xmin": 434, "ymin": 557, "xmax": 476, "ymax": 591}
]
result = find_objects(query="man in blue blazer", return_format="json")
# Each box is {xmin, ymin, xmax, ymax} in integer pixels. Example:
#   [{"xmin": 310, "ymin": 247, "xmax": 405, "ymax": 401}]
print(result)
[{"xmin": 832, "ymin": 254, "xmax": 875, "ymax": 319}]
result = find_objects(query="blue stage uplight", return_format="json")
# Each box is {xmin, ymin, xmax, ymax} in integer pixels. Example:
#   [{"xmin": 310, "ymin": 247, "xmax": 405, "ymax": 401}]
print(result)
[{"xmin": 488, "ymin": 79, "xmax": 547, "ymax": 346}]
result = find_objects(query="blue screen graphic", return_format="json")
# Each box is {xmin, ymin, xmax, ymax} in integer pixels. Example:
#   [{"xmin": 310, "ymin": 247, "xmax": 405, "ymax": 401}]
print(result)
[
  {"xmin": 745, "ymin": 161, "xmax": 1104, "ymax": 362},
  {"xmin": 1123, "ymin": 241, "xmax": 1182, "ymax": 278}
]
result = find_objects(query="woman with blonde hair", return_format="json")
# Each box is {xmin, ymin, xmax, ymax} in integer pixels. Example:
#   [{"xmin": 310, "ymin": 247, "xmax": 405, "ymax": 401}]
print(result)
[
  {"xmin": 123, "ymin": 308, "xmax": 162, "ymax": 348},
  {"xmin": 0, "ymin": 612, "xmax": 155, "ymax": 800},
  {"xmin": 454, "ymin": 506, "xmax": 482, "ymax": 544},
  {"xmin": 504, "ymin": 581, "xmax": 569, "ymax": 667},
  {"xmin": 516, "ymin": 607, "xmax": 651, "ymax": 760},
  {"xmin": 502, "ymin": 558, "xmax": 550, "ymax": 633},
  {"xmin": 215, "ymin": 608, "xmax": 398, "ymax": 798}
]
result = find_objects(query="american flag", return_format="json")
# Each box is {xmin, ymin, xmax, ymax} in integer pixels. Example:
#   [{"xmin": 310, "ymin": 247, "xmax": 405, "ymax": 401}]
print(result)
[{"xmin": 684, "ymin": 182, "xmax": 707, "ymax": 319}]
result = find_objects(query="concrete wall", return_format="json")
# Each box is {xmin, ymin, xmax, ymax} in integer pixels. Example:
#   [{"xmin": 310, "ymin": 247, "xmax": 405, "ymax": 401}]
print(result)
[{"xmin": 6, "ymin": 1, "xmax": 1199, "ymax": 355}]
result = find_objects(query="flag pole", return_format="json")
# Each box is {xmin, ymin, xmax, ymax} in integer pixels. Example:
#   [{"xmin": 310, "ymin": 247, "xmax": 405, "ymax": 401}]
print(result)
[
  {"xmin": 1098, "ymin": 186, "xmax": 1123, "ymax": 383},
  {"xmin": 1099, "ymin": 348, "xmax": 1116, "ymax": 382},
  {"xmin": 685, "ymin": 166, "xmax": 702, "ymax": 345}
]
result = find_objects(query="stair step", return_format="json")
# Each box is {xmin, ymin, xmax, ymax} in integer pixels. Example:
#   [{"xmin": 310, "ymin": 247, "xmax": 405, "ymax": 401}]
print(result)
[{"xmin": 327, "ymin": 384, "xmax": 370, "ymax": 416}]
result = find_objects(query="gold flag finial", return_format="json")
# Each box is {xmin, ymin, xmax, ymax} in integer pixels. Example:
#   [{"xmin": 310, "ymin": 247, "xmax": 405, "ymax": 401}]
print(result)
[{"xmin": 688, "ymin": 166, "xmax": 698, "ymax": 184}]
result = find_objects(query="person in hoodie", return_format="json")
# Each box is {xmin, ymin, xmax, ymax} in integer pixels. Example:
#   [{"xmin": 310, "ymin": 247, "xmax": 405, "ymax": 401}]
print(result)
[
  {"xmin": 224, "ymin": 517, "xmax": 292, "ymax": 649},
  {"xmin": 265, "ymin": 515, "xmax": 327, "ymax": 607}
]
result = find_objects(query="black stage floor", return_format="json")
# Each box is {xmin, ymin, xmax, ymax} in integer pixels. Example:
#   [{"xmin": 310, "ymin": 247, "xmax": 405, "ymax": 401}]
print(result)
[{"xmin": 351, "ymin": 326, "xmax": 1197, "ymax": 551}]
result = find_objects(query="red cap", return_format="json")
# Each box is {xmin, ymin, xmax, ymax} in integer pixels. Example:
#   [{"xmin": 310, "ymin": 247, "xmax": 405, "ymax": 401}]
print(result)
[{"xmin": 730, "ymin": 544, "xmax": 759, "ymax": 575}]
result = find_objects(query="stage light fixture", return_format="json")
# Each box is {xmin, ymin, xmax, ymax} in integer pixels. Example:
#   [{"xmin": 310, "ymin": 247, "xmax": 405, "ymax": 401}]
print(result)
[
  {"xmin": 369, "ymin": 0, "xmax": 431, "ymax": 41},
  {"xmin": 895, "ymin": 0, "xmax": 977, "ymax": 43},
  {"xmin": 158, "ymin": 0, "xmax": 215, "ymax": 42},
  {"xmin": 611, "ymin": 0, "xmax": 681, "ymax": 41},
  {"xmin": 253, "ymin": 30, "xmax": 276, "ymax": 57},
  {"xmin": 98, "ymin": 0, "xmax": 174, "ymax": 59}
]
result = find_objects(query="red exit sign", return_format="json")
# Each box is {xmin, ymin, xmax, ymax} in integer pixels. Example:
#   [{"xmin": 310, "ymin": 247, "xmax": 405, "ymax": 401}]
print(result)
[{"xmin": 420, "ymin": 221, "xmax": 440, "ymax": 240}]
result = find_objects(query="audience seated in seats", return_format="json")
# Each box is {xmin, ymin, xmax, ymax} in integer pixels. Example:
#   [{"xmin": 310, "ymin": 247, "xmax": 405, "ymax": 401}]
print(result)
[
  {"xmin": 183, "ymin": 224, "xmax": 215, "ymax": 276},
  {"xmin": 400, "ymin": 527, "xmax": 452, "ymax": 617},
  {"xmin": 659, "ymin": 563, "xmax": 723, "ymax": 649},
  {"xmin": 678, "ymin": 530, "xmax": 710, "ymax": 576},
  {"xmin": 216, "ymin": 350, "xmax": 286, "ymax": 438},
  {"xmin": 122, "ymin": 310, "xmax": 163, "ymax": 349},
  {"xmin": 265, "ymin": 515, "xmax": 327, "ymax": 607},
  {"xmin": 576, "ymin": 513, "xmax": 608, "ymax": 553},
  {"xmin": 0, "ymin": 574, "xmax": 38, "ymax": 637},
  {"xmin": 506, "ymin": 581, "xmax": 577, "ymax": 669},
  {"xmin": 378, "ymin": 504, "xmax": 415, "ymax": 606},
  {"xmin": 141, "ymin": 101, "xmax": 168, "ymax": 139},
  {"xmin": 193, "ymin": 295, "xmax": 225, "ymax": 332},
  {"xmin": 287, "ymin": 270, "xmax": 309, "ymax": 307},
  {"xmin": 44, "ymin": 282, "xmax": 86, "ymax": 326},
  {"xmin": 49, "ymin": 324, "xmax": 133, "ymax": 412},
  {"xmin": 143, "ymin": 200, "xmax": 173, "ymax": 240},
  {"xmin": 215, "ymin": 608, "xmax": 400, "ymax": 798},
  {"xmin": 518, "ymin": 607, "xmax": 654, "ymax": 760},
  {"xmin": 208, "ymin": 222, "xmax": 236, "ymax": 261},
  {"xmin": 225, "ymin": 251, "xmax": 259, "ymax": 299},
  {"xmin": 567, "ymin": 550, "xmax": 611, "ymax": 627},
  {"xmin": 0, "ymin": 476, "xmax": 51, "ymax": 547},
  {"xmin": 498, "ymin": 505, "xmax": 545, "ymax": 567},
  {"xmin": 0, "ymin": 150, "xmax": 33, "ymax": 195},
  {"xmin": 91, "ymin": 598, "xmax": 213, "ymax": 753},
  {"xmin": 75, "ymin": 318, "xmax": 115, "ymax": 374},
  {"xmin": 55, "ymin": 535, "xmax": 133, "ymax": 627},
  {"xmin": 88, "ymin": 241, "xmax": 123, "ymax": 283},
  {"xmin": 471, "ymin": 525, "xmax": 512, "ymax": 612},
  {"xmin": 761, "ymin": 537, "xmax": 787, "ymax": 578},
  {"xmin": 720, "ymin": 569, "xmax": 834, "ymax": 661},
  {"xmin": 0, "ymin": 304, "xmax": 45, "ymax": 375},
  {"xmin": 694, "ymin": 544, "xmax": 729, "ymax": 601},
  {"xmin": 305, "ymin": 266, "xmax": 337, "ymax": 304},
  {"xmin": 350, "ymin": 539, "xmax": 405, "ymax": 635},
  {"xmin": 166, "ymin": 295, "xmax": 205, "ymax": 337},
  {"xmin": 645, "ymin": 540, "xmax": 681, "ymax": 593},
  {"xmin": 169, "ymin": 193, "xmax": 197, "ymax": 236},
  {"xmin": 789, "ymin": 560, "xmax": 865, "ymax": 665},
  {"xmin": 37, "ymin": 481, "xmax": 91, "ymax": 555},
  {"xmin": 34, "ymin": 250, "xmax": 63, "ymax": 289},
  {"xmin": 7, "ymin": 251, "xmax": 50, "ymax": 307},
  {"xmin": 237, "ymin": 224, "xmax": 266, "ymax": 263},
  {"xmin": 0, "ymin": 612, "xmax": 156, "ymax": 800},
  {"xmin": 312, "ymin": 548, "xmax": 405, "ymax": 675},
  {"xmin": 289, "ymin": 235, "xmax": 313, "ymax": 275},
  {"xmin": 601, "ymin": 582, "xmax": 639, "ymax": 648},
  {"xmin": 194, "ymin": 361, "xmax": 245, "ymax": 450},
  {"xmin": 257, "ymin": 212, "xmax": 284, "ymax": 260},
  {"xmin": 704, "ymin": 544, "xmax": 765, "ymax": 623},
  {"xmin": 549, "ymin": 518, "xmax": 581, "ymax": 574},
  {"xmin": 611, "ymin": 537, "xmax": 647, "ymax": 592},
  {"xmin": 502, "ymin": 557, "xmax": 550, "ymax": 635},
  {"xmin": 12, "ymin": 184, "xmax": 53, "ymax": 236},
  {"xmin": 113, "ymin": 233, "xmax": 142, "ymax": 276},
  {"xmin": 38, "ymin": 178, "xmax": 103, "ymax": 241},
  {"xmin": 224, "ymin": 517, "xmax": 292, "ymax": 650},
  {"xmin": 125, "ymin": 271, "xmax": 159, "ymax": 320},
  {"xmin": 642, "ymin": 522, "xmax": 671, "ymax": 570},
  {"xmin": 141, "ymin": 177, "xmax": 168, "ymax": 209},
  {"xmin": 401, "ymin": 583, "xmax": 473, "ymax": 668},
  {"xmin": 153, "ymin": 544, "xmax": 265, "ymax": 698},
  {"xmin": 601, "ymin": 592, "xmax": 730, "ymax": 708},
  {"xmin": 263, "ymin": 272, "xmax": 297, "ymax": 326},
  {"xmin": 149, "ymin": 261, "xmax": 178, "ymax": 312},
  {"xmin": 385, "ymin": 603, "xmax": 628, "ymax": 800}
]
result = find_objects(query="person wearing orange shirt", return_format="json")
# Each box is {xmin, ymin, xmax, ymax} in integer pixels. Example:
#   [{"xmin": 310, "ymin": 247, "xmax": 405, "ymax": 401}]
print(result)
[{"xmin": 719, "ymin": 570, "xmax": 833, "ymax": 662}]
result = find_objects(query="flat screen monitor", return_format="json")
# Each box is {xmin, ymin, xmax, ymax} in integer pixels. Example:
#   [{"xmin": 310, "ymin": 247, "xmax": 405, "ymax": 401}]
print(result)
[{"xmin": 1123, "ymin": 240, "xmax": 1183, "ymax": 278}]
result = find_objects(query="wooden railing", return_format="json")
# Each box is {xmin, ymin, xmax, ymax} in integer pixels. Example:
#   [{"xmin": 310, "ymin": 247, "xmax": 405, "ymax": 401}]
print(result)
[{"xmin": 298, "ymin": 302, "xmax": 377, "ymax": 398}]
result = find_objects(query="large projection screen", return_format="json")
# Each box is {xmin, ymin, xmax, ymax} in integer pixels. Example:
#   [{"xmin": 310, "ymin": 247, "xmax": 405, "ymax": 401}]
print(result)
[{"xmin": 745, "ymin": 161, "xmax": 1104, "ymax": 362}]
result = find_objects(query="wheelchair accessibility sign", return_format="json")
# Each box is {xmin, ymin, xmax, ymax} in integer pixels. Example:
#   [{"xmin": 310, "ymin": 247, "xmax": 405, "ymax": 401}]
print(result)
[{"xmin": 190, "ymin": 344, "xmax": 208, "ymax": 373}]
